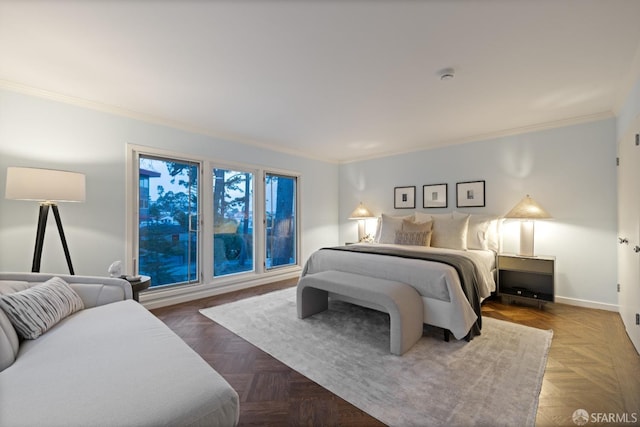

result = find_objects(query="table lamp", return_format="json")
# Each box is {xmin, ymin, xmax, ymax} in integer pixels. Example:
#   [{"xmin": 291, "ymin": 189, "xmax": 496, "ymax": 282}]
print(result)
[
  {"xmin": 504, "ymin": 194, "xmax": 551, "ymax": 257},
  {"xmin": 5, "ymin": 167, "xmax": 86, "ymax": 274},
  {"xmin": 349, "ymin": 202, "xmax": 375, "ymax": 242}
]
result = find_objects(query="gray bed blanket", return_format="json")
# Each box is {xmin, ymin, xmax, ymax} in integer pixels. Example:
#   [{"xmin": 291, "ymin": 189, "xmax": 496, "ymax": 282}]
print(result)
[{"xmin": 321, "ymin": 245, "xmax": 482, "ymax": 340}]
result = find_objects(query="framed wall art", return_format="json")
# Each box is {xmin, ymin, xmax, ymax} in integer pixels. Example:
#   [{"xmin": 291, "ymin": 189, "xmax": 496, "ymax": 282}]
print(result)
[
  {"xmin": 456, "ymin": 180, "xmax": 485, "ymax": 208},
  {"xmin": 394, "ymin": 186, "xmax": 416, "ymax": 209},
  {"xmin": 423, "ymin": 183, "xmax": 448, "ymax": 208}
]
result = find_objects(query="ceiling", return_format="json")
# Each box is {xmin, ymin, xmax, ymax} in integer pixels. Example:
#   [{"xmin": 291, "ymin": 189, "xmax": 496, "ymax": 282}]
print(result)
[{"xmin": 1, "ymin": 1, "xmax": 640, "ymax": 163}]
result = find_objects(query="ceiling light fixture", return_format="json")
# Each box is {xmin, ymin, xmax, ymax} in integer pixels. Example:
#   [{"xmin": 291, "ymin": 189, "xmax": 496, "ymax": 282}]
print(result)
[{"xmin": 438, "ymin": 67, "xmax": 455, "ymax": 81}]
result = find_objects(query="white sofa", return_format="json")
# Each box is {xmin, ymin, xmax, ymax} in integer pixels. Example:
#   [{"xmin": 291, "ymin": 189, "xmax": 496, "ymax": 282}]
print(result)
[{"xmin": 0, "ymin": 272, "xmax": 239, "ymax": 427}]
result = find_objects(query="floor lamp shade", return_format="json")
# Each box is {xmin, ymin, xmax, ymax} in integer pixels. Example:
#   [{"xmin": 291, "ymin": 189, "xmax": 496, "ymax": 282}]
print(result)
[
  {"xmin": 5, "ymin": 167, "xmax": 86, "ymax": 203},
  {"xmin": 504, "ymin": 195, "xmax": 551, "ymax": 257},
  {"xmin": 5, "ymin": 167, "xmax": 86, "ymax": 274}
]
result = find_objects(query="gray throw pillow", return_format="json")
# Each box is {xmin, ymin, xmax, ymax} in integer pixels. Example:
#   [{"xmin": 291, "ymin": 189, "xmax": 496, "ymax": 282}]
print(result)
[
  {"xmin": 0, "ymin": 277, "xmax": 84, "ymax": 340},
  {"xmin": 394, "ymin": 230, "xmax": 432, "ymax": 246}
]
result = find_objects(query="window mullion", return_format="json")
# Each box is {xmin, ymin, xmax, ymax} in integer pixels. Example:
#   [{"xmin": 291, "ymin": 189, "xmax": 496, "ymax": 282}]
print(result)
[{"xmin": 201, "ymin": 161, "xmax": 214, "ymax": 282}]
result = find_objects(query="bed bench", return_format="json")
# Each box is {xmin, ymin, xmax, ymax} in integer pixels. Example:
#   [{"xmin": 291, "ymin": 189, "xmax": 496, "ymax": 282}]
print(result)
[{"xmin": 297, "ymin": 270, "xmax": 424, "ymax": 355}]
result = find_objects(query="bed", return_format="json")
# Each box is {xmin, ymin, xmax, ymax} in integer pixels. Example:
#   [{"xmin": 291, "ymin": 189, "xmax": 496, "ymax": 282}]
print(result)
[{"xmin": 300, "ymin": 211, "xmax": 500, "ymax": 340}]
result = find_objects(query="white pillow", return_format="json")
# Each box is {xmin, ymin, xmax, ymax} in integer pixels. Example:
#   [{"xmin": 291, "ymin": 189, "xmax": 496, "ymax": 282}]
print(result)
[
  {"xmin": 431, "ymin": 214, "xmax": 470, "ymax": 250},
  {"xmin": 402, "ymin": 218, "xmax": 432, "ymax": 232},
  {"xmin": 486, "ymin": 218, "xmax": 501, "ymax": 252},
  {"xmin": 413, "ymin": 211, "xmax": 452, "ymax": 224},
  {"xmin": 453, "ymin": 212, "xmax": 499, "ymax": 251},
  {"xmin": 0, "ymin": 277, "xmax": 84, "ymax": 340},
  {"xmin": 375, "ymin": 213, "xmax": 414, "ymax": 243}
]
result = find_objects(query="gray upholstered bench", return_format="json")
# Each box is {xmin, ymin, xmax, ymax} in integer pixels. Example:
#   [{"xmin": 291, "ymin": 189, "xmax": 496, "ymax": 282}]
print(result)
[{"xmin": 297, "ymin": 270, "xmax": 424, "ymax": 355}]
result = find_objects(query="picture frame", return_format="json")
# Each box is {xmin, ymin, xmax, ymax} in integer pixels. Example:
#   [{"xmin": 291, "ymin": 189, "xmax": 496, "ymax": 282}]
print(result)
[
  {"xmin": 394, "ymin": 186, "xmax": 416, "ymax": 209},
  {"xmin": 423, "ymin": 183, "xmax": 448, "ymax": 208},
  {"xmin": 456, "ymin": 180, "xmax": 485, "ymax": 208}
]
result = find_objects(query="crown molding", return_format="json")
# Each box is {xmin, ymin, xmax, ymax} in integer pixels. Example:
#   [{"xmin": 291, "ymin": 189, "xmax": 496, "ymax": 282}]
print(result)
[
  {"xmin": 0, "ymin": 80, "xmax": 339, "ymax": 164},
  {"xmin": 0, "ymin": 79, "xmax": 614, "ymax": 166},
  {"xmin": 339, "ymin": 111, "xmax": 614, "ymax": 164}
]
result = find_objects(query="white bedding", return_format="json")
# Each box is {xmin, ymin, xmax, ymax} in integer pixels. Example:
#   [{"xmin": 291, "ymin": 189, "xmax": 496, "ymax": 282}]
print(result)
[{"xmin": 300, "ymin": 243, "xmax": 497, "ymax": 339}]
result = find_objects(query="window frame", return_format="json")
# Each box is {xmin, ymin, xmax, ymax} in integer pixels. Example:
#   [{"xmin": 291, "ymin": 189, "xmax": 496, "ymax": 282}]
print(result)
[
  {"xmin": 264, "ymin": 171, "xmax": 299, "ymax": 271},
  {"xmin": 211, "ymin": 163, "xmax": 258, "ymax": 279},
  {"xmin": 126, "ymin": 145, "xmax": 302, "ymax": 300},
  {"xmin": 128, "ymin": 148, "xmax": 204, "ymax": 289}
]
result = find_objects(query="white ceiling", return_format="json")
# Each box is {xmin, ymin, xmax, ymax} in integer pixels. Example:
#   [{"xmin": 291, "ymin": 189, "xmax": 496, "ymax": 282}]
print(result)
[{"xmin": 1, "ymin": 1, "xmax": 640, "ymax": 163}]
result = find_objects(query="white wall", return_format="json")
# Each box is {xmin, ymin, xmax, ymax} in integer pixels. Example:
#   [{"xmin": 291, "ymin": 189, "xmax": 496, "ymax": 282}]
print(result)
[
  {"xmin": 0, "ymin": 88, "xmax": 621, "ymax": 308},
  {"xmin": 617, "ymin": 77, "xmax": 640, "ymax": 140},
  {"xmin": 339, "ymin": 118, "xmax": 618, "ymax": 308},
  {"xmin": 0, "ymin": 89, "xmax": 339, "ymax": 277}
]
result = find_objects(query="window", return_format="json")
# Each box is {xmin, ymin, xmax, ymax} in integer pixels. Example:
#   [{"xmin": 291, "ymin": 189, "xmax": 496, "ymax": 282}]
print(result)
[
  {"xmin": 265, "ymin": 173, "xmax": 297, "ymax": 269},
  {"xmin": 130, "ymin": 146, "xmax": 300, "ymax": 293},
  {"xmin": 138, "ymin": 155, "xmax": 199, "ymax": 288},
  {"xmin": 213, "ymin": 168, "xmax": 254, "ymax": 277}
]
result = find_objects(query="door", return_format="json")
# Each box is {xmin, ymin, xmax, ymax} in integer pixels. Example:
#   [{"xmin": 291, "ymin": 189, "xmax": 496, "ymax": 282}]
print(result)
[{"xmin": 617, "ymin": 116, "xmax": 640, "ymax": 353}]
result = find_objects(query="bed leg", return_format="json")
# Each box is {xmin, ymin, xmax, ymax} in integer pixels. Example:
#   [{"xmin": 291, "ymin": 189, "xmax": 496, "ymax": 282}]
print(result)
[{"xmin": 443, "ymin": 329, "xmax": 450, "ymax": 342}]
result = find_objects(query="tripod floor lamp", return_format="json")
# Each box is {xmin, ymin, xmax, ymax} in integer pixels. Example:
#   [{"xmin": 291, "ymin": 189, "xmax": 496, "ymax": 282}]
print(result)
[{"xmin": 5, "ymin": 167, "xmax": 86, "ymax": 274}]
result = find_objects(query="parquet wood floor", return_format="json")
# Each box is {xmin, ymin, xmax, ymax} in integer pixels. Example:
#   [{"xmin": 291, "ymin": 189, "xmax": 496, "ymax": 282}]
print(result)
[{"xmin": 151, "ymin": 279, "xmax": 640, "ymax": 426}]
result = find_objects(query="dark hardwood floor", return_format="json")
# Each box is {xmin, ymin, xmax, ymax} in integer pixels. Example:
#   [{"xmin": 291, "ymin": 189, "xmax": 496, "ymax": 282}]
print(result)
[{"xmin": 151, "ymin": 279, "xmax": 640, "ymax": 426}]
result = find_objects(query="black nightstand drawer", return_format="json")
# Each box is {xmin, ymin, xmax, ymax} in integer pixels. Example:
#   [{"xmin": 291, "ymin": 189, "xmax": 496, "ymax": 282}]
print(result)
[{"xmin": 498, "ymin": 256, "xmax": 553, "ymax": 274}]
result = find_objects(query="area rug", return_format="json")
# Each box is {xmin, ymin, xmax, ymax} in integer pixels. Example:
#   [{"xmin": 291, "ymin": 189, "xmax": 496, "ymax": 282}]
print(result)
[{"xmin": 200, "ymin": 287, "xmax": 552, "ymax": 427}]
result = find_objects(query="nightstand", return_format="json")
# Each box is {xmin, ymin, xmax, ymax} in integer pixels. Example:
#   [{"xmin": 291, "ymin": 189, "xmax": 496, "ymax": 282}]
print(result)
[
  {"xmin": 497, "ymin": 254, "xmax": 555, "ymax": 308},
  {"xmin": 123, "ymin": 275, "xmax": 151, "ymax": 302}
]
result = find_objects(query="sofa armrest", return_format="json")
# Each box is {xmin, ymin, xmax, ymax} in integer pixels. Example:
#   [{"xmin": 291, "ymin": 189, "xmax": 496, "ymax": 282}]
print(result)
[{"xmin": 0, "ymin": 272, "xmax": 132, "ymax": 308}]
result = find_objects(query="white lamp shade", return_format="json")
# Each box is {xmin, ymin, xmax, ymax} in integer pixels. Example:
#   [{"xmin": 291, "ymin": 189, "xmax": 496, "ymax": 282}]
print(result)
[
  {"xmin": 504, "ymin": 195, "xmax": 551, "ymax": 219},
  {"xmin": 5, "ymin": 167, "xmax": 86, "ymax": 203},
  {"xmin": 504, "ymin": 195, "xmax": 551, "ymax": 257},
  {"xmin": 349, "ymin": 202, "xmax": 375, "ymax": 219}
]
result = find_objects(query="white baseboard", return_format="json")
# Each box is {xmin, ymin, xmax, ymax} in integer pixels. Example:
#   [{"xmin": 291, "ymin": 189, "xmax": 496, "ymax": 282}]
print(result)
[
  {"xmin": 140, "ymin": 269, "xmax": 301, "ymax": 310},
  {"xmin": 555, "ymin": 295, "xmax": 619, "ymax": 312},
  {"xmin": 140, "ymin": 273, "xmax": 620, "ymax": 313}
]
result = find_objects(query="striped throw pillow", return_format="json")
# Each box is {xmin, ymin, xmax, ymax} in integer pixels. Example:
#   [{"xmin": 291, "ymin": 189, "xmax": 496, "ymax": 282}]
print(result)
[
  {"xmin": 0, "ymin": 277, "xmax": 84, "ymax": 340},
  {"xmin": 394, "ymin": 230, "xmax": 432, "ymax": 246}
]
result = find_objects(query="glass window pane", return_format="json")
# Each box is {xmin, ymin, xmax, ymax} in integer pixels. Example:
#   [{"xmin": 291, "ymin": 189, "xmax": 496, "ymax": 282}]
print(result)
[
  {"xmin": 138, "ymin": 156, "xmax": 199, "ymax": 288},
  {"xmin": 213, "ymin": 168, "xmax": 254, "ymax": 277},
  {"xmin": 265, "ymin": 173, "xmax": 296, "ymax": 269}
]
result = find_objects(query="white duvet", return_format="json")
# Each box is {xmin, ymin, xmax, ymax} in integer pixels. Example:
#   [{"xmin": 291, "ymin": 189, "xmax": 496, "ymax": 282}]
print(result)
[{"xmin": 300, "ymin": 243, "xmax": 497, "ymax": 339}]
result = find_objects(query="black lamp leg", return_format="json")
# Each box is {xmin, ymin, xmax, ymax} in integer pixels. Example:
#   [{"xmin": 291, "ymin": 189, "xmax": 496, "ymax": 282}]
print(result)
[
  {"xmin": 51, "ymin": 204, "xmax": 75, "ymax": 275},
  {"xmin": 31, "ymin": 203, "xmax": 76, "ymax": 275},
  {"xmin": 31, "ymin": 204, "xmax": 50, "ymax": 273}
]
